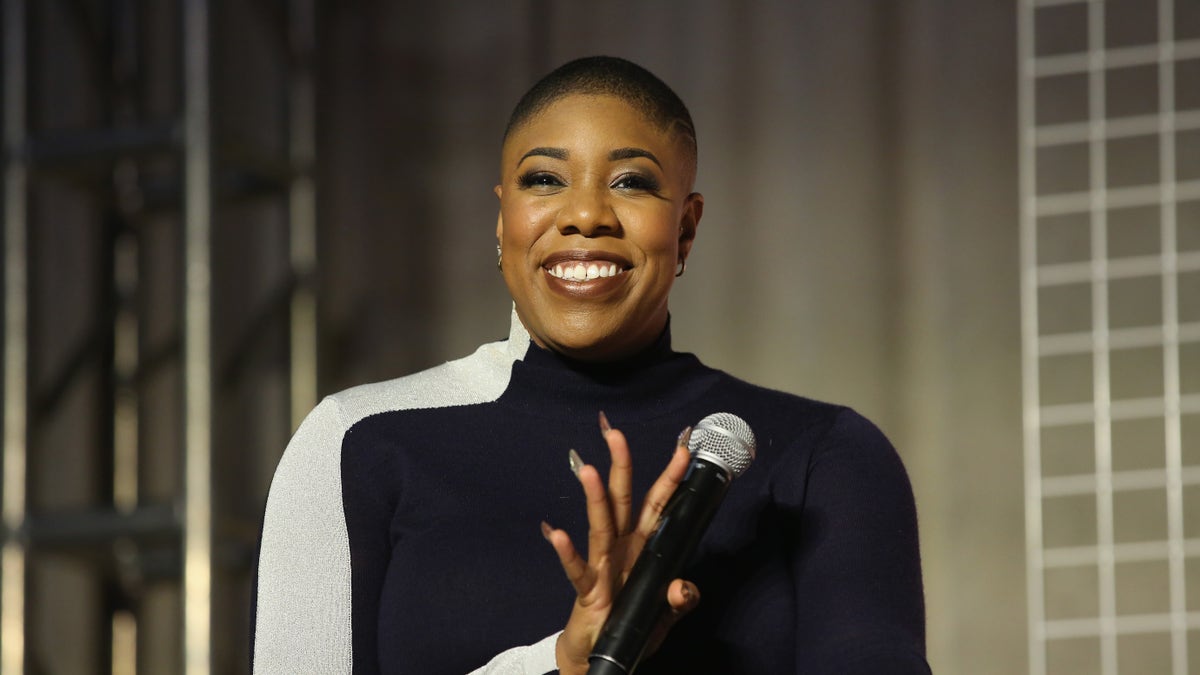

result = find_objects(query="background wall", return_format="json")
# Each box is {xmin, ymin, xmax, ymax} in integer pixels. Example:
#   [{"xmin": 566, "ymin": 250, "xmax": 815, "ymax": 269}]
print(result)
[
  {"xmin": 317, "ymin": 2, "xmax": 1024, "ymax": 673},
  {"xmin": 6, "ymin": 1, "xmax": 1027, "ymax": 673}
]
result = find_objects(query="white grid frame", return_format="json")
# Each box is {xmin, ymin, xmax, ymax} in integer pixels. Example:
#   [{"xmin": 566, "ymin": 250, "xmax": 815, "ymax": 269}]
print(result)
[{"xmin": 1020, "ymin": 1, "xmax": 1198, "ymax": 674}]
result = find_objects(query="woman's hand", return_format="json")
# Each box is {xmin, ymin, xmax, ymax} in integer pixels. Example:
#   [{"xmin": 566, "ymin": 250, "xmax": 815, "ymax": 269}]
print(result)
[{"xmin": 541, "ymin": 413, "xmax": 701, "ymax": 675}]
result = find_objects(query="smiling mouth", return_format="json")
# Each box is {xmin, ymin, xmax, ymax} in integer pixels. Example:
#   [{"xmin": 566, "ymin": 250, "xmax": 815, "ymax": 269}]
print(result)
[{"xmin": 546, "ymin": 261, "xmax": 627, "ymax": 281}]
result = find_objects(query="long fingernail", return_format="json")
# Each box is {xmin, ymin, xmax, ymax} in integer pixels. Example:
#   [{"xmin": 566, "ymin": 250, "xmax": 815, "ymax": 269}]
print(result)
[
  {"xmin": 568, "ymin": 448, "xmax": 583, "ymax": 479},
  {"xmin": 598, "ymin": 410, "xmax": 612, "ymax": 436},
  {"xmin": 540, "ymin": 521, "xmax": 553, "ymax": 541},
  {"xmin": 677, "ymin": 425, "xmax": 692, "ymax": 448}
]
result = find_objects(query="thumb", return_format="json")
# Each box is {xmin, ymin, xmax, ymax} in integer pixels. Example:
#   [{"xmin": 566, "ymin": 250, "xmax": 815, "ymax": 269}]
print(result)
[
  {"xmin": 666, "ymin": 578, "xmax": 700, "ymax": 617},
  {"xmin": 643, "ymin": 578, "xmax": 701, "ymax": 657}
]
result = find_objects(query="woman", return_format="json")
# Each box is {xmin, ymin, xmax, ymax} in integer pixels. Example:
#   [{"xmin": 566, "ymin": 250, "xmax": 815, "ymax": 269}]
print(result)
[{"xmin": 252, "ymin": 56, "xmax": 930, "ymax": 674}]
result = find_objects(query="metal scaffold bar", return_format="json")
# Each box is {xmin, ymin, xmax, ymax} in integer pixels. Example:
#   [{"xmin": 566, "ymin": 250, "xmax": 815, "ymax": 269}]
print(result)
[
  {"xmin": 1, "ymin": 0, "xmax": 28, "ymax": 672},
  {"xmin": 3, "ymin": 1, "xmax": 317, "ymax": 668},
  {"xmin": 1016, "ymin": 2, "xmax": 1046, "ymax": 675},
  {"xmin": 288, "ymin": 0, "xmax": 318, "ymax": 429},
  {"xmin": 183, "ymin": 0, "xmax": 213, "ymax": 673}
]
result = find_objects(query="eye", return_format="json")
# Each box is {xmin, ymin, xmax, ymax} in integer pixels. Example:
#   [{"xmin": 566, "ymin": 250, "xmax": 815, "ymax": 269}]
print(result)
[
  {"xmin": 612, "ymin": 173, "xmax": 660, "ymax": 193},
  {"xmin": 517, "ymin": 171, "xmax": 564, "ymax": 189}
]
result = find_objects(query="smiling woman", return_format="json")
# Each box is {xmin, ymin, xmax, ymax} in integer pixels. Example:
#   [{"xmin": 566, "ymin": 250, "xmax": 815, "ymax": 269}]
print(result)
[
  {"xmin": 251, "ymin": 56, "xmax": 931, "ymax": 675},
  {"xmin": 496, "ymin": 93, "xmax": 702, "ymax": 361}
]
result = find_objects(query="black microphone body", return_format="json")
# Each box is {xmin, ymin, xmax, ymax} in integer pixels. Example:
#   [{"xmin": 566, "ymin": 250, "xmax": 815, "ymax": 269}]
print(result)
[
  {"xmin": 588, "ymin": 459, "xmax": 731, "ymax": 673},
  {"xmin": 588, "ymin": 413, "xmax": 755, "ymax": 674}
]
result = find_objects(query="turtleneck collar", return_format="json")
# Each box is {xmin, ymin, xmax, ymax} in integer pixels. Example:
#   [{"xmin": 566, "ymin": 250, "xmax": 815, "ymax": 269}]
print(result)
[{"xmin": 499, "ymin": 309, "xmax": 718, "ymax": 423}]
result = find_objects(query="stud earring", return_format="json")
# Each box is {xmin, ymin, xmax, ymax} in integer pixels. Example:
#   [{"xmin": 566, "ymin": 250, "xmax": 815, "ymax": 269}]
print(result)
[
  {"xmin": 675, "ymin": 258, "xmax": 686, "ymax": 277},
  {"xmin": 496, "ymin": 244, "xmax": 502, "ymax": 271}
]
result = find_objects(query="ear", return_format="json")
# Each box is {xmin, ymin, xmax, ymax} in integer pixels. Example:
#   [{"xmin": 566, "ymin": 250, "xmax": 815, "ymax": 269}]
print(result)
[
  {"xmin": 494, "ymin": 185, "xmax": 504, "ymax": 243},
  {"xmin": 677, "ymin": 192, "xmax": 703, "ymax": 260}
]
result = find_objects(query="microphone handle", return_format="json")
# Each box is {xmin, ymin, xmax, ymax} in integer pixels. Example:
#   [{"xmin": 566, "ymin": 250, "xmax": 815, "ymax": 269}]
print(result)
[
  {"xmin": 587, "ymin": 460, "xmax": 731, "ymax": 674},
  {"xmin": 587, "ymin": 657, "xmax": 630, "ymax": 675}
]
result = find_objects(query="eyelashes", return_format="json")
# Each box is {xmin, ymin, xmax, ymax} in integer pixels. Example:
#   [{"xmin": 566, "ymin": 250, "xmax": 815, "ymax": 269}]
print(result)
[
  {"xmin": 612, "ymin": 173, "xmax": 660, "ymax": 192},
  {"xmin": 517, "ymin": 171, "xmax": 563, "ymax": 189},
  {"xmin": 516, "ymin": 171, "xmax": 661, "ymax": 193}
]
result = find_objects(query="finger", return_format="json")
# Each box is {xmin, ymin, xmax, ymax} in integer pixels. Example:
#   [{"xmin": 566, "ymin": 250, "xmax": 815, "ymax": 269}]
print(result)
[
  {"xmin": 577, "ymin": 463, "xmax": 618, "ymax": 563},
  {"xmin": 666, "ymin": 578, "xmax": 700, "ymax": 615},
  {"xmin": 604, "ymin": 426, "xmax": 634, "ymax": 536},
  {"xmin": 644, "ymin": 578, "xmax": 701, "ymax": 657},
  {"xmin": 542, "ymin": 522, "xmax": 594, "ymax": 594},
  {"xmin": 634, "ymin": 444, "xmax": 691, "ymax": 537}
]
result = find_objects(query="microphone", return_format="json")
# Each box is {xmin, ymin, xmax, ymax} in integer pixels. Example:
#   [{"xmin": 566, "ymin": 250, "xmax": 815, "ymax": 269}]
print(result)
[{"xmin": 588, "ymin": 412, "xmax": 756, "ymax": 675}]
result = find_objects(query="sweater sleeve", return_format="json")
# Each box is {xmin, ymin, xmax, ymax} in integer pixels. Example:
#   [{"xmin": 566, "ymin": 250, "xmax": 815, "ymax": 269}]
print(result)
[
  {"xmin": 253, "ymin": 397, "xmax": 355, "ymax": 673},
  {"xmin": 782, "ymin": 408, "xmax": 931, "ymax": 674},
  {"xmin": 465, "ymin": 633, "xmax": 560, "ymax": 675}
]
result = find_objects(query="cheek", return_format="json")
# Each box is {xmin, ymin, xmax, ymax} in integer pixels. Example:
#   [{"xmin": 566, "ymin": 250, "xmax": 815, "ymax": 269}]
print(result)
[
  {"xmin": 502, "ymin": 201, "xmax": 556, "ymax": 244},
  {"xmin": 630, "ymin": 211, "xmax": 683, "ymax": 256}
]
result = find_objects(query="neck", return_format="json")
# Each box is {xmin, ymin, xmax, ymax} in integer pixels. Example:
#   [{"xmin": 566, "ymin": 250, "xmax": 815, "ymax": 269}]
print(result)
[{"xmin": 501, "ymin": 311, "xmax": 714, "ymax": 423}]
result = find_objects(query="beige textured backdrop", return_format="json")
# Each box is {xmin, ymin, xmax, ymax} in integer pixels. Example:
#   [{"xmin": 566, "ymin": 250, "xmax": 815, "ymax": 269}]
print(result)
[
  {"xmin": 316, "ymin": 2, "xmax": 1023, "ymax": 673},
  {"xmin": 14, "ymin": 1, "xmax": 1025, "ymax": 672}
]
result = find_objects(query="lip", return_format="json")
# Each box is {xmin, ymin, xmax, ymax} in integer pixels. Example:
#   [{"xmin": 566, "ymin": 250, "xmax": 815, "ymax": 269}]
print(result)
[{"xmin": 542, "ymin": 249, "xmax": 632, "ymax": 269}]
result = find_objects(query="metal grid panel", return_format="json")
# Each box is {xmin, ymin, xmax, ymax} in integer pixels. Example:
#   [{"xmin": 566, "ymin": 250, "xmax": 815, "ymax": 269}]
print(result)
[{"xmin": 1020, "ymin": 1, "xmax": 1200, "ymax": 673}]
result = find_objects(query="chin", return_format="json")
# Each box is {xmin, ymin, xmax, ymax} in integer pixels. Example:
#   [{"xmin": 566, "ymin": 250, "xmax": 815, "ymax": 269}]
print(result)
[
  {"xmin": 544, "ymin": 333, "xmax": 622, "ymax": 361},
  {"xmin": 518, "ymin": 305, "xmax": 661, "ymax": 362}
]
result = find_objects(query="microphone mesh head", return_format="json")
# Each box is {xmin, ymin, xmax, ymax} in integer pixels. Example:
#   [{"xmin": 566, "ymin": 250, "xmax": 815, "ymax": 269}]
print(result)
[{"xmin": 687, "ymin": 412, "xmax": 756, "ymax": 478}]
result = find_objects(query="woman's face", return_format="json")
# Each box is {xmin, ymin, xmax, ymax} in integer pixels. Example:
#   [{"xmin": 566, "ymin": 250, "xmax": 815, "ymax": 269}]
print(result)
[{"xmin": 495, "ymin": 94, "xmax": 702, "ymax": 361}]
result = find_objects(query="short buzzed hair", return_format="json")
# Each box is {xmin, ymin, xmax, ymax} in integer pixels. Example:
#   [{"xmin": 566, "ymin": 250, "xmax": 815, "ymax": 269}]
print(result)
[{"xmin": 503, "ymin": 56, "xmax": 698, "ymax": 174}]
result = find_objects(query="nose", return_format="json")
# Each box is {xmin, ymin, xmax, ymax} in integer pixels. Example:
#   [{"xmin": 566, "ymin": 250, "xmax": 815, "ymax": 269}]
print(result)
[{"xmin": 556, "ymin": 184, "xmax": 620, "ymax": 237}]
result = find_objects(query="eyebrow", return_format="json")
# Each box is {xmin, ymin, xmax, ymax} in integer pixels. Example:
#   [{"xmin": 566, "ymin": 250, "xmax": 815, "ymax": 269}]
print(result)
[
  {"xmin": 517, "ymin": 147, "xmax": 567, "ymax": 166},
  {"xmin": 608, "ymin": 147, "xmax": 662, "ymax": 168},
  {"xmin": 515, "ymin": 146, "xmax": 663, "ymax": 169}
]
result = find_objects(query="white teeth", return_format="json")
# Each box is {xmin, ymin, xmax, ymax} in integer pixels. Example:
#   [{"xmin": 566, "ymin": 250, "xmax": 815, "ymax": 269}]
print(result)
[{"xmin": 546, "ymin": 261, "xmax": 625, "ymax": 280}]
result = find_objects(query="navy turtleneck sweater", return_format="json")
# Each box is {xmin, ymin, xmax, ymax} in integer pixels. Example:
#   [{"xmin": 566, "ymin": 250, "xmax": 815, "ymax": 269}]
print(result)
[{"xmin": 252, "ymin": 316, "xmax": 930, "ymax": 674}]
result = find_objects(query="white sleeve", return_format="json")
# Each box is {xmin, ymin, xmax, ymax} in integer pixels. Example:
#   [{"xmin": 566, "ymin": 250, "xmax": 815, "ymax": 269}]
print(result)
[
  {"xmin": 467, "ymin": 632, "xmax": 560, "ymax": 675},
  {"xmin": 254, "ymin": 398, "xmax": 354, "ymax": 674}
]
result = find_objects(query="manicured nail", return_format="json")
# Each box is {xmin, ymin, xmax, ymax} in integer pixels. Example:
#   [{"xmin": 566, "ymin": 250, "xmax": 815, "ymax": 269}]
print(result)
[
  {"xmin": 598, "ymin": 410, "xmax": 612, "ymax": 436},
  {"xmin": 540, "ymin": 521, "xmax": 553, "ymax": 541},
  {"xmin": 677, "ymin": 425, "xmax": 692, "ymax": 448},
  {"xmin": 568, "ymin": 448, "xmax": 583, "ymax": 479}
]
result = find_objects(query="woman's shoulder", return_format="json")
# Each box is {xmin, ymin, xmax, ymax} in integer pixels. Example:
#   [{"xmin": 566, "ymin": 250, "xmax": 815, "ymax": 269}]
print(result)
[
  {"xmin": 315, "ymin": 336, "xmax": 524, "ymax": 430},
  {"xmin": 696, "ymin": 367, "xmax": 897, "ymax": 467},
  {"xmin": 700, "ymin": 367, "xmax": 856, "ymax": 428}
]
